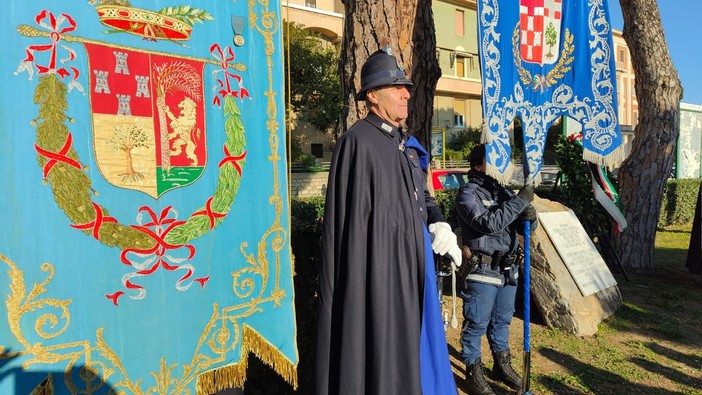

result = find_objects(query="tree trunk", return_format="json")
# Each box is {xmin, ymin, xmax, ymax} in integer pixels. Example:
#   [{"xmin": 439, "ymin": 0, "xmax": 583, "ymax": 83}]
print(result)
[
  {"xmin": 613, "ymin": 0, "xmax": 683, "ymax": 271},
  {"xmin": 339, "ymin": 0, "xmax": 440, "ymax": 148},
  {"xmin": 407, "ymin": 0, "xmax": 441, "ymax": 149},
  {"xmin": 124, "ymin": 149, "xmax": 135, "ymax": 175}
]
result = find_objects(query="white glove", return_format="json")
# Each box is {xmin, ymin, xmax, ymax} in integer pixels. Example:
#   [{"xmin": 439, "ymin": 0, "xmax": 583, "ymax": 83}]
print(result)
[
  {"xmin": 428, "ymin": 222, "xmax": 458, "ymax": 256},
  {"xmin": 447, "ymin": 244, "xmax": 462, "ymax": 268}
]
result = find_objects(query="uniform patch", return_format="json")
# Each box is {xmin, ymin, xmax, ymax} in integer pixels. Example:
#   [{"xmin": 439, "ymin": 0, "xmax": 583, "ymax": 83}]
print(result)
[{"xmin": 482, "ymin": 199, "xmax": 497, "ymax": 207}]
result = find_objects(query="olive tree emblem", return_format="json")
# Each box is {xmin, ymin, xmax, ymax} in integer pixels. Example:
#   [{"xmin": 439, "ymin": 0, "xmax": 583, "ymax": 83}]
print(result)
[{"xmin": 106, "ymin": 124, "xmax": 151, "ymax": 181}]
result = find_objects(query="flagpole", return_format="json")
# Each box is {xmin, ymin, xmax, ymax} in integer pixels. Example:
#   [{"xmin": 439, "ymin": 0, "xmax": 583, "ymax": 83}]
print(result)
[
  {"xmin": 521, "ymin": 154, "xmax": 533, "ymax": 395},
  {"xmin": 521, "ymin": 219, "xmax": 532, "ymax": 395}
]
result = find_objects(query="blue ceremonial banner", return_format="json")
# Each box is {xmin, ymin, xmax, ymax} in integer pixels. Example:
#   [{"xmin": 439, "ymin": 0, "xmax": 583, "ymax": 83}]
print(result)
[
  {"xmin": 0, "ymin": 1, "xmax": 297, "ymax": 394},
  {"xmin": 478, "ymin": 0, "xmax": 624, "ymax": 184}
]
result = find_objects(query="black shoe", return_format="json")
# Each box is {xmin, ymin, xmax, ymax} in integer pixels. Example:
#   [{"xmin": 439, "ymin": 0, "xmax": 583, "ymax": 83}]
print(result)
[
  {"xmin": 491, "ymin": 349, "xmax": 523, "ymax": 391},
  {"xmin": 465, "ymin": 358, "xmax": 495, "ymax": 395}
]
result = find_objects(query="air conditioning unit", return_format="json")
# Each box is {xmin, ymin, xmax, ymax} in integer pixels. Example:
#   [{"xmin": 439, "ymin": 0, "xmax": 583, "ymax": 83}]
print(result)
[{"xmin": 453, "ymin": 114, "xmax": 465, "ymax": 128}]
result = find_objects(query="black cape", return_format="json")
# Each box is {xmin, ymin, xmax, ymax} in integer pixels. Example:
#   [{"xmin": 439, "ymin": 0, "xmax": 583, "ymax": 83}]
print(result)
[{"xmin": 316, "ymin": 113, "xmax": 443, "ymax": 394}]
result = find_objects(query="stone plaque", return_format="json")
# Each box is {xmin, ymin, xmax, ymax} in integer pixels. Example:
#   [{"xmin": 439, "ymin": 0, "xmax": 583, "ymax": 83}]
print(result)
[{"xmin": 537, "ymin": 210, "xmax": 617, "ymax": 296}]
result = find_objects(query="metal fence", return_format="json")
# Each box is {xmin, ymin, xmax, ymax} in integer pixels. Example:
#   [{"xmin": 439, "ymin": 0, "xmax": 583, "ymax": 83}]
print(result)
[
  {"xmin": 441, "ymin": 160, "xmax": 471, "ymax": 169},
  {"xmin": 290, "ymin": 161, "xmax": 331, "ymax": 173}
]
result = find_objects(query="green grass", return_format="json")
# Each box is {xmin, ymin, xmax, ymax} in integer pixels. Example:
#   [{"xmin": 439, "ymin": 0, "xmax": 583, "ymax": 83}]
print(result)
[{"xmin": 523, "ymin": 224, "xmax": 702, "ymax": 395}]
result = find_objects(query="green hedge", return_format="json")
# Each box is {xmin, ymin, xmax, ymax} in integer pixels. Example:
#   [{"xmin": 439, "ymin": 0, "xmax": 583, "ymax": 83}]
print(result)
[
  {"xmin": 434, "ymin": 188, "xmax": 459, "ymax": 228},
  {"xmin": 658, "ymin": 178, "xmax": 702, "ymax": 227}
]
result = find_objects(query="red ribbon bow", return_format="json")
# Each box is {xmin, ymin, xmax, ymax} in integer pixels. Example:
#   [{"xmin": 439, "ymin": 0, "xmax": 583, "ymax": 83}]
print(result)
[
  {"xmin": 21, "ymin": 10, "xmax": 79, "ymax": 80},
  {"xmin": 210, "ymin": 43, "xmax": 250, "ymax": 106}
]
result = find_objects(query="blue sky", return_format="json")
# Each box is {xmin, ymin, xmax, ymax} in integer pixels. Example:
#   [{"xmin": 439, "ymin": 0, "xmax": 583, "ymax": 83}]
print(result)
[{"xmin": 608, "ymin": 1, "xmax": 701, "ymax": 105}]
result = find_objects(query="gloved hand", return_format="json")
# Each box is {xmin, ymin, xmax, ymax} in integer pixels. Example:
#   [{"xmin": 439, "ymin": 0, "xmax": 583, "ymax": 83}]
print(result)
[
  {"xmin": 447, "ymin": 244, "xmax": 462, "ymax": 268},
  {"xmin": 517, "ymin": 184, "xmax": 534, "ymax": 203},
  {"xmin": 428, "ymin": 222, "xmax": 458, "ymax": 257},
  {"xmin": 519, "ymin": 204, "xmax": 537, "ymax": 222}
]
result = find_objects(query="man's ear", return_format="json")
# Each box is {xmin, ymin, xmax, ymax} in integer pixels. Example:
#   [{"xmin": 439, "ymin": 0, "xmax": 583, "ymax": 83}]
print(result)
[{"xmin": 366, "ymin": 89, "xmax": 378, "ymax": 105}]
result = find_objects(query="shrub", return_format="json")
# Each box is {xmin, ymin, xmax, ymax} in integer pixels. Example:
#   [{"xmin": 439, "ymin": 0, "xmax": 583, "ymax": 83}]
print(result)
[
  {"xmin": 288, "ymin": 196, "xmax": 324, "ymax": 393},
  {"xmin": 435, "ymin": 189, "xmax": 459, "ymax": 228},
  {"xmin": 548, "ymin": 134, "xmax": 614, "ymax": 235},
  {"xmin": 300, "ymin": 154, "xmax": 318, "ymax": 171},
  {"xmin": 446, "ymin": 127, "xmax": 481, "ymax": 159},
  {"xmin": 658, "ymin": 178, "xmax": 702, "ymax": 227},
  {"xmin": 444, "ymin": 148, "xmax": 466, "ymax": 161}
]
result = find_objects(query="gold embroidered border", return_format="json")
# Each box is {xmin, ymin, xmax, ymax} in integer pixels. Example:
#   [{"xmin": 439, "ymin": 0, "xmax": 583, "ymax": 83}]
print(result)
[
  {"xmin": 195, "ymin": 0, "xmax": 298, "ymax": 391},
  {"xmin": 196, "ymin": 326, "xmax": 298, "ymax": 393}
]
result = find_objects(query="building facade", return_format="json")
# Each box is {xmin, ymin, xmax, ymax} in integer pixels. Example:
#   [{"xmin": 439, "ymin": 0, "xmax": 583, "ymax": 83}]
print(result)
[
  {"xmin": 612, "ymin": 29, "xmax": 638, "ymax": 156},
  {"xmin": 282, "ymin": 0, "xmax": 344, "ymax": 42},
  {"xmin": 433, "ymin": 0, "xmax": 483, "ymax": 140}
]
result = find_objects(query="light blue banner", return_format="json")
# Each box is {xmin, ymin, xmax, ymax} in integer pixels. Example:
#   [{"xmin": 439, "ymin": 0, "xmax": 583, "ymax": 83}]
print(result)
[{"xmin": 0, "ymin": 1, "xmax": 297, "ymax": 393}]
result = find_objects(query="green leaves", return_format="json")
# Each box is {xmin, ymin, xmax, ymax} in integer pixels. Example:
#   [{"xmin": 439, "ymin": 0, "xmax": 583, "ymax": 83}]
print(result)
[
  {"xmin": 551, "ymin": 134, "xmax": 613, "ymax": 235},
  {"xmin": 158, "ymin": 6, "xmax": 214, "ymax": 25},
  {"xmin": 284, "ymin": 22, "xmax": 343, "ymax": 134}
]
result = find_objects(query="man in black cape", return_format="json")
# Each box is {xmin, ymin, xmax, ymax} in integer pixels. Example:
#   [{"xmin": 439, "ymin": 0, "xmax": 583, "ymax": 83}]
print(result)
[{"xmin": 315, "ymin": 48, "xmax": 463, "ymax": 394}]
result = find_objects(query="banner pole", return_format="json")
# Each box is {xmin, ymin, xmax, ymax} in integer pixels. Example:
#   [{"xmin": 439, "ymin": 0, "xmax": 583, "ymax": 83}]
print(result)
[{"xmin": 521, "ymin": 220, "xmax": 532, "ymax": 395}]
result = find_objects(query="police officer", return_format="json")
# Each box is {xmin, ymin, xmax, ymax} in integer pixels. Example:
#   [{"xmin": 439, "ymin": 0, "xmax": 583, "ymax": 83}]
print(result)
[{"xmin": 455, "ymin": 144, "xmax": 537, "ymax": 395}]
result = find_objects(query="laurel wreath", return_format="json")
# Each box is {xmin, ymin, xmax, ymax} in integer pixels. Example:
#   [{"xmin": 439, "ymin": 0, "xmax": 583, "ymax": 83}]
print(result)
[
  {"xmin": 158, "ymin": 5, "xmax": 214, "ymax": 25},
  {"xmin": 34, "ymin": 73, "xmax": 246, "ymax": 251},
  {"xmin": 512, "ymin": 22, "xmax": 575, "ymax": 91}
]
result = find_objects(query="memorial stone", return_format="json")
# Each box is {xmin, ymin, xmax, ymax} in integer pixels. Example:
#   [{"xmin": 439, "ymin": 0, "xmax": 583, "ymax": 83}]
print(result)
[{"xmin": 526, "ymin": 195, "xmax": 622, "ymax": 336}]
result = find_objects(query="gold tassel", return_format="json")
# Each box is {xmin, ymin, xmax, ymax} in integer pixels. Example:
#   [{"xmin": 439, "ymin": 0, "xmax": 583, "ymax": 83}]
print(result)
[
  {"xmin": 582, "ymin": 145, "xmax": 626, "ymax": 170},
  {"xmin": 196, "ymin": 326, "xmax": 298, "ymax": 394},
  {"xmin": 29, "ymin": 374, "xmax": 53, "ymax": 395},
  {"xmin": 480, "ymin": 119, "xmax": 491, "ymax": 144},
  {"xmin": 486, "ymin": 161, "xmax": 515, "ymax": 186}
]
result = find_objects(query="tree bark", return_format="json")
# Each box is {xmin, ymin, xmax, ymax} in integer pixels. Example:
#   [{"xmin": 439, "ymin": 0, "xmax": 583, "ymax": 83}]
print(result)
[
  {"xmin": 613, "ymin": 0, "xmax": 683, "ymax": 271},
  {"xmin": 407, "ymin": 0, "xmax": 441, "ymax": 149},
  {"xmin": 339, "ymin": 0, "xmax": 440, "ymax": 148}
]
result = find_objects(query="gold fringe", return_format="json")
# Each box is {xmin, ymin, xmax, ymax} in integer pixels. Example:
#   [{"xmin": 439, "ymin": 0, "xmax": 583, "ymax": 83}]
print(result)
[
  {"xmin": 480, "ymin": 120, "xmax": 491, "ymax": 144},
  {"xmin": 486, "ymin": 161, "xmax": 515, "ymax": 186},
  {"xmin": 196, "ymin": 325, "xmax": 298, "ymax": 394},
  {"xmin": 582, "ymin": 144, "xmax": 626, "ymax": 171},
  {"xmin": 481, "ymin": 121, "xmax": 517, "ymax": 185},
  {"xmin": 29, "ymin": 374, "xmax": 53, "ymax": 395},
  {"xmin": 530, "ymin": 172, "xmax": 543, "ymax": 187}
]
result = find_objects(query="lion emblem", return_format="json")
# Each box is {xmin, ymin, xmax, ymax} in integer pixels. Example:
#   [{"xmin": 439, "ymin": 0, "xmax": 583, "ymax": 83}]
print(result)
[{"xmin": 166, "ymin": 97, "xmax": 201, "ymax": 166}]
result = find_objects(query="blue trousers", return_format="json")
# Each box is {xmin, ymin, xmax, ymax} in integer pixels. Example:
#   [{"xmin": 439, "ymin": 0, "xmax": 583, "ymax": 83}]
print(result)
[{"xmin": 460, "ymin": 280, "xmax": 517, "ymax": 365}]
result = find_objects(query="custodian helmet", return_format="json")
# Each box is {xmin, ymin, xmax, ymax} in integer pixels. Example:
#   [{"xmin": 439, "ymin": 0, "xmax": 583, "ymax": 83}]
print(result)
[{"xmin": 356, "ymin": 48, "xmax": 413, "ymax": 100}]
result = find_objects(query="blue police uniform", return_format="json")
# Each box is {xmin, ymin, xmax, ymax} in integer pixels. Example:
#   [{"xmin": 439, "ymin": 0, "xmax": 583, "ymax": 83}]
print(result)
[{"xmin": 455, "ymin": 169, "xmax": 528, "ymax": 366}]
